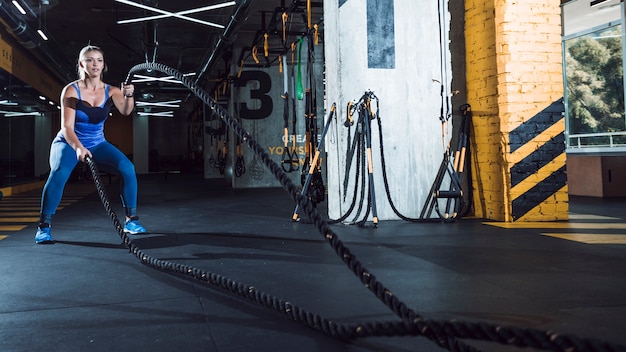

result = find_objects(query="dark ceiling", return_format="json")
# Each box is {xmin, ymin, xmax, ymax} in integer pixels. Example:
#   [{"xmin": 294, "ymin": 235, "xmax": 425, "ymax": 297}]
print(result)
[{"xmin": 0, "ymin": 0, "xmax": 322, "ymax": 116}]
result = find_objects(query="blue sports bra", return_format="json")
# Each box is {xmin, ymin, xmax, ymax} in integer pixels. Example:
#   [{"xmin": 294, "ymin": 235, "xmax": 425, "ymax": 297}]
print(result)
[{"xmin": 57, "ymin": 83, "xmax": 112, "ymax": 149}]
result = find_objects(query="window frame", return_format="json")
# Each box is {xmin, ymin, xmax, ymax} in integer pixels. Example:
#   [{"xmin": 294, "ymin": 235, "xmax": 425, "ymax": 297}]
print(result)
[{"xmin": 562, "ymin": 0, "xmax": 626, "ymax": 155}]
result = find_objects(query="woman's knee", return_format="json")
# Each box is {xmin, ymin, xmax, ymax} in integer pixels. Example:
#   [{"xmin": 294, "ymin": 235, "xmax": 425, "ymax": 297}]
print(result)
[
  {"xmin": 119, "ymin": 160, "xmax": 137, "ymax": 179},
  {"xmin": 48, "ymin": 165, "xmax": 73, "ymax": 183}
]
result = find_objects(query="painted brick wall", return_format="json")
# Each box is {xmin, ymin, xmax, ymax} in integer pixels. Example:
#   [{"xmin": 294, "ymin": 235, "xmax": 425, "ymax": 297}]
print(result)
[
  {"xmin": 465, "ymin": 0, "xmax": 566, "ymax": 221},
  {"xmin": 465, "ymin": 0, "xmax": 505, "ymax": 220}
]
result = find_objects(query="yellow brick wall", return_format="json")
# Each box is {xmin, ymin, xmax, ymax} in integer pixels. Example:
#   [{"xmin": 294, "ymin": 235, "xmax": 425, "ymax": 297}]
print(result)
[
  {"xmin": 465, "ymin": 0, "xmax": 505, "ymax": 220},
  {"xmin": 465, "ymin": 0, "xmax": 566, "ymax": 221},
  {"xmin": 495, "ymin": 0, "xmax": 563, "ymax": 133}
]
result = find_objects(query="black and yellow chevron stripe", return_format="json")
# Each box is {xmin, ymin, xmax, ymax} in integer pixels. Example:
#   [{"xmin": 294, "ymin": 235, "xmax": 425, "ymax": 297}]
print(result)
[{"xmin": 508, "ymin": 98, "xmax": 567, "ymax": 221}]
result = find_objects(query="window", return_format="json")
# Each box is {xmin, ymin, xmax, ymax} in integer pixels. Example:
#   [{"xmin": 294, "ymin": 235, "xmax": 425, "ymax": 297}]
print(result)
[{"xmin": 562, "ymin": 0, "xmax": 626, "ymax": 150}]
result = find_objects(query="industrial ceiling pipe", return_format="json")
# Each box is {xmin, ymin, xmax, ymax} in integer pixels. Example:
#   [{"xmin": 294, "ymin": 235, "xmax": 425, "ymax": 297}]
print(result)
[{"xmin": 0, "ymin": 1, "xmax": 73, "ymax": 82}]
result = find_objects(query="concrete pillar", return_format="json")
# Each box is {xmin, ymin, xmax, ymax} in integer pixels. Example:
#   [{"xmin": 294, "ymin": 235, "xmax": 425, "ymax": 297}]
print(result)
[
  {"xmin": 324, "ymin": 0, "xmax": 453, "ymax": 221},
  {"xmin": 133, "ymin": 115, "xmax": 149, "ymax": 174},
  {"xmin": 465, "ymin": 0, "xmax": 567, "ymax": 221},
  {"xmin": 34, "ymin": 114, "xmax": 52, "ymax": 178}
]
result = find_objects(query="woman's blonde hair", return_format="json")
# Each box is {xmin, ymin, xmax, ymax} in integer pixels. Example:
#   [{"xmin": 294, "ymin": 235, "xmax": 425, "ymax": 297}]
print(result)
[{"xmin": 77, "ymin": 45, "xmax": 107, "ymax": 79}]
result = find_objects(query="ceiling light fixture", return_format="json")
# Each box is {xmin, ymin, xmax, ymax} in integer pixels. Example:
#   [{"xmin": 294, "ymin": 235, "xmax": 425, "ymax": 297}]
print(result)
[
  {"xmin": 1, "ymin": 110, "xmax": 42, "ymax": 117},
  {"xmin": 137, "ymin": 111, "xmax": 174, "ymax": 118},
  {"xmin": 11, "ymin": 1, "xmax": 26, "ymax": 15},
  {"xmin": 136, "ymin": 100, "xmax": 181, "ymax": 108},
  {"xmin": 37, "ymin": 0, "xmax": 49, "ymax": 41},
  {"xmin": 36, "ymin": 29, "xmax": 48, "ymax": 40},
  {"xmin": 131, "ymin": 73, "xmax": 196, "ymax": 84},
  {"xmin": 115, "ymin": 0, "xmax": 235, "ymax": 29}
]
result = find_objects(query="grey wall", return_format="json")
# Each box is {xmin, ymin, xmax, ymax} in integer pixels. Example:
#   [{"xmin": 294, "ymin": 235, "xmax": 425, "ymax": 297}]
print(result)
[{"xmin": 205, "ymin": 37, "xmax": 325, "ymax": 189}]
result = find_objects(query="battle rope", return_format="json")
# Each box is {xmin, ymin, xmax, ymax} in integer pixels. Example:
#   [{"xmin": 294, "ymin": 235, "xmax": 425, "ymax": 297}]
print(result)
[
  {"xmin": 82, "ymin": 62, "xmax": 625, "ymax": 352},
  {"xmin": 336, "ymin": 91, "xmax": 470, "ymax": 224},
  {"xmin": 330, "ymin": 92, "xmax": 381, "ymax": 226}
]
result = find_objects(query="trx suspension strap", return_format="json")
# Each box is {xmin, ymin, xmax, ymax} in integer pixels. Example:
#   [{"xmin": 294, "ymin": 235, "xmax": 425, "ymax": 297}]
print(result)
[
  {"xmin": 235, "ymin": 135, "xmax": 246, "ymax": 177},
  {"xmin": 417, "ymin": 104, "xmax": 470, "ymax": 222},
  {"xmin": 342, "ymin": 101, "xmax": 357, "ymax": 201},
  {"xmin": 205, "ymin": 104, "xmax": 218, "ymax": 170},
  {"xmin": 296, "ymin": 37, "xmax": 305, "ymax": 100},
  {"xmin": 416, "ymin": 0, "xmax": 466, "ymax": 222},
  {"xmin": 233, "ymin": 85, "xmax": 245, "ymax": 178},
  {"xmin": 281, "ymin": 54, "xmax": 298, "ymax": 173},
  {"xmin": 290, "ymin": 42, "xmax": 299, "ymax": 171},
  {"xmin": 436, "ymin": 0, "xmax": 451, "ymax": 148},
  {"xmin": 248, "ymin": 120, "xmax": 264, "ymax": 180},
  {"xmin": 303, "ymin": 32, "xmax": 323, "ymax": 205},
  {"xmin": 292, "ymin": 103, "xmax": 336, "ymax": 221},
  {"xmin": 218, "ymin": 119, "xmax": 228, "ymax": 175},
  {"xmin": 361, "ymin": 93, "xmax": 379, "ymax": 226}
]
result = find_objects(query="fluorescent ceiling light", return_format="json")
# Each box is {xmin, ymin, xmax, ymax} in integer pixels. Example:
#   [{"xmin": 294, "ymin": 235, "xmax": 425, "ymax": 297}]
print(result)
[
  {"xmin": 115, "ymin": 0, "xmax": 235, "ymax": 29},
  {"xmin": 138, "ymin": 111, "xmax": 174, "ymax": 117},
  {"xmin": 0, "ymin": 110, "xmax": 41, "ymax": 117},
  {"xmin": 12, "ymin": 1, "xmax": 26, "ymax": 15},
  {"xmin": 118, "ymin": 1, "xmax": 236, "ymax": 24},
  {"xmin": 0, "ymin": 100, "xmax": 18, "ymax": 106},
  {"xmin": 131, "ymin": 73, "xmax": 195, "ymax": 84},
  {"xmin": 37, "ymin": 29, "xmax": 48, "ymax": 41},
  {"xmin": 136, "ymin": 100, "xmax": 181, "ymax": 108}
]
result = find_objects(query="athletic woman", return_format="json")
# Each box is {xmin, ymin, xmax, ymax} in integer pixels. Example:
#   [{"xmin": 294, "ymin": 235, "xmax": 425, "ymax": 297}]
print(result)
[{"xmin": 36, "ymin": 45, "xmax": 146, "ymax": 244}]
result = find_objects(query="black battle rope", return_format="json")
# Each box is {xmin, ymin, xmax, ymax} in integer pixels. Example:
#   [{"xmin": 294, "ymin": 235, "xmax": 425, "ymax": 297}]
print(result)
[
  {"xmin": 347, "ymin": 90, "xmax": 466, "ymax": 224},
  {"xmin": 82, "ymin": 62, "xmax": 625, "ymax": 352},
  {"xmin": 328, "ymin": 98, "xmax": 372, "ymax": 226}
]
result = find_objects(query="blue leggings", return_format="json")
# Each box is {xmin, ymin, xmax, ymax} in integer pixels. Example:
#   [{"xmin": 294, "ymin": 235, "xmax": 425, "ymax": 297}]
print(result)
[{"xmin": 40, "ymin": 140, "xmax": 138, "ymax": 219}]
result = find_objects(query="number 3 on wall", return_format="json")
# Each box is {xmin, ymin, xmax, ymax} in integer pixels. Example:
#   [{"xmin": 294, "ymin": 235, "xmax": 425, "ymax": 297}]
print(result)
[{"xmin": 236, "ymin": 70, "xmax": 273, "ymax": 120}]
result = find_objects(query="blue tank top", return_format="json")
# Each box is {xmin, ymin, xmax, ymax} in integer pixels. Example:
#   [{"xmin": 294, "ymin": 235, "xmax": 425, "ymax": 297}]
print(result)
[{"xmin": 57, "ymin": 83, "xmax": 112, "ymax": 149}]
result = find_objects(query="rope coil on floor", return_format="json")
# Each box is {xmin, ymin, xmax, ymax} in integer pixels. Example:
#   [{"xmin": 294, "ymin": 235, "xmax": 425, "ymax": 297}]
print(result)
[{"xmin": 82, "ymin": 62, "xmax": 626, "ymax": 352}]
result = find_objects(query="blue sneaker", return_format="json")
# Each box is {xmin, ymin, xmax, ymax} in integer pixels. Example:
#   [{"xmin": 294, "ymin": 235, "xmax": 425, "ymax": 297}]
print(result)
[
  {"xmin": 124, "ymin": 217, "xmax": 147, "ymax": 234},
  {"xmin": 35, "ymin": 226, "xmax": 54, "ymax": 244}
]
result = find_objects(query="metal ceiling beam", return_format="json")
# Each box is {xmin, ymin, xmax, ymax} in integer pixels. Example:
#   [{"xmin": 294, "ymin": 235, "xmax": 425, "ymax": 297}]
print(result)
[{"xmin": 194, "ymin": 0, "xmax": 256, "ymax": 86}]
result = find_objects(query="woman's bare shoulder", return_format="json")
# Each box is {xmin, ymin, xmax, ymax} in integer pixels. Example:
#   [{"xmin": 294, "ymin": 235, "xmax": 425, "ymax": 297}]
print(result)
[{"xmin": 61, "ymin": 81, "xmax": 80, "ymax": 97}]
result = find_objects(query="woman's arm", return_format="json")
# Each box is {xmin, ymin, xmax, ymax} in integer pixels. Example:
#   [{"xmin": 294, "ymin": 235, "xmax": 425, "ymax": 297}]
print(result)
[
  {"xmin": 111, "ymin": 83, "xmax": 135, "ymax": 116},
  {"xmin": 60, "ymin": 84, "xmax": 91, "ymax": 161}
]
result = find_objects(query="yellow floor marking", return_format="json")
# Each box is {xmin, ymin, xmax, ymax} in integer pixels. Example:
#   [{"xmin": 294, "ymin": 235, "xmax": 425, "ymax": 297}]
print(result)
[
  {"xmin": 0, "ymin": 208, "xmax": 41, "ymax": 212},
  {"xmin": 0, "ymin": 225, "xmax": 27, "ymax": 231},
  {"xmin": 0, "ymin": 198, "xmax": 74, "ymax": 201},
  {"xmin": 484, "ymin": 222, "xmax": 626, "ymax": 230},
  {"xmin": 0, "ymin": 202, "xmax": 75, "ymax": 207},
  {"xmin": 568, "ymin": 214, "xmax": 621, "ymax": 221},
  {"xmin": 543, "ymin": 233, "xmax": 626, "ymax": 244},
  {"xmin": 0, "ymin": 184, "xmax": 95, "ymax": 242},
  {"xmin": 0, "ymin": 217, "xmax": 39, "ymax": 223},
  {"xmin": 0, "ymin": 212, "xmax": 40, "ymax": 216},
  {"xmin": 2, "ymin": 199, "xmax": 41, "ymax": 202}
]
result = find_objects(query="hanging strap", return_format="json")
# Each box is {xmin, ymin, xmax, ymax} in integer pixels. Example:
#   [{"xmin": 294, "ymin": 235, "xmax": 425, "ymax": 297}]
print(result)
[{"xmin": 296, "ymin": 37, "xmax": 305, "ymax": 100}]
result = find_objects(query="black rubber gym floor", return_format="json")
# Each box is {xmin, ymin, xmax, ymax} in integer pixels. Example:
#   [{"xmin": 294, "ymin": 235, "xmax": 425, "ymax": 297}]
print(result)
[{"xmin": 1, "ymin": 174, "xmax": 625, "ymax": 352}]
